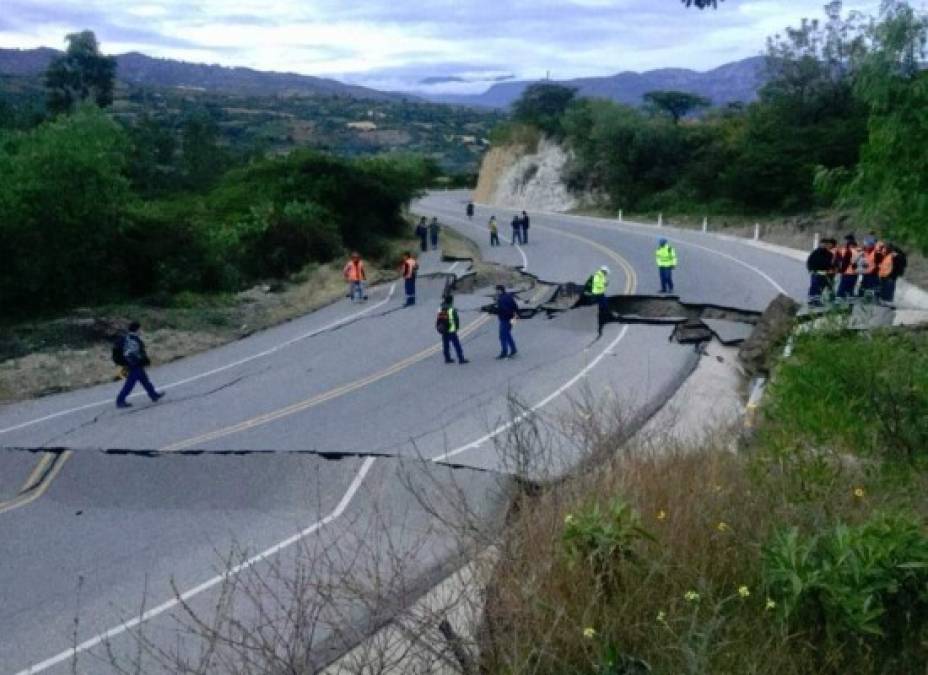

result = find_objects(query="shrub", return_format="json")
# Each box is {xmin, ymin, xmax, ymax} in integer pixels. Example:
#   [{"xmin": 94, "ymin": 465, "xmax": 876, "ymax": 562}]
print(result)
[
  {"xmin": 562, "ymin": 498, "xmax": 654, "ymax": 582},
  {"xmin": 763, "ymin": 513, "xmax": 928, "ymax": 663}
]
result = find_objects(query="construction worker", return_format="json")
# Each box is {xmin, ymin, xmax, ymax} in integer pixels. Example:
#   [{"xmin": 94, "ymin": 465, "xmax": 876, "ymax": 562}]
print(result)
[
  {"xmin": 343, "ymin": 251, "xmax": 368, "ymax": 302},
  {"xmin": 429, "ymin": 217, "xmax": 441, "ymax": 250},
  {"xmin": 115, "ymin": 321, "xmax": 164, "ymax": 409},
  {"xmin": 415, "ymin": 217, "xmax": 428, "ymax": 252},
  {"xmin": 488, "ymin": 216, "xmax": 500, "ymax": 246},
  {"xmin": 400, "ymin": 251, "xmax": 418, "ymax": 306},
  {"xmin": 436, "ymin": 295, "xmax": 469, "ymax": 364},
  {"xmin": 806, "ymin": 237, "xmax": 837, "ymax": 306},
  {"xmin": 656, "ymin": 238, "xmax": 678, "ymax": 293},
  {"xmin": 858, "ymin": 237, "xmax": 880, "ymax": 299},
  {"xmin": 834, "ymin": 234, "xmax": 860, "ymax": 299},
  {"xmin": 587, "ymin": 265, "xmax": 610, "ymax": 335},
  {"xmin": 495, "ymin": 285, "xmax": 519, "ymax": 359}
]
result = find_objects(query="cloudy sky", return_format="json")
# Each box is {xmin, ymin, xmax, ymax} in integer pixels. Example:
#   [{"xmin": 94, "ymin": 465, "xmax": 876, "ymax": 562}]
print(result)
[{"xmin": 1, "ymin": 0, "xmax": 888, "ymax": 93}]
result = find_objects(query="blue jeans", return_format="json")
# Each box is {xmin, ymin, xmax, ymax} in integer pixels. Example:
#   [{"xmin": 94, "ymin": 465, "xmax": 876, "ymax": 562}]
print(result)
[
  {"xmin": 659, "ymin": 267, "xmax": 674, "ymax": 292},
  {"xmin": 499, "ymin": 319, "xmax": 517, "ymax": 356},
  {"xmin": 349, "ymin": 281, "xmax": 366, "ymax": 302},
  {"xmin": 117, "ymin": 366, "xmax": 158, "ymax": 405},
  {"xmin": 837, "ymin": 274, "xmax": 857, "ymax": 298},
  {"xmin": 442, "ymin": 333, "xmax": 464, "ymax": 362},
  {"xmin": 404, "ymin": 277, "xmax": 416, "ymax": 305},
  {"xmin": 808, "ymin": 274, "xmax": 830, "ymax": 303},
  {"xmin": 430, "ymin": 233, "xmax": 439, "ymax": 249},
  {"xmin": 510, "ymin": 229, "xmax": 522, "ymax": 245}
]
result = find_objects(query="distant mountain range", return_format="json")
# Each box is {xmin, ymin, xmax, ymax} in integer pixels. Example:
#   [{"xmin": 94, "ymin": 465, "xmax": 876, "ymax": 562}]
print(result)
[
  {"xmin": 420, "ymin": 57, "xmax": 768, "ymax": 109},
  {"xmin": 0, "ymin": 47, "xmax": 767, "ymax": 109},
  {"xmin": 0, "ymin": 48, "xmax": 408, "ymax": 101}
]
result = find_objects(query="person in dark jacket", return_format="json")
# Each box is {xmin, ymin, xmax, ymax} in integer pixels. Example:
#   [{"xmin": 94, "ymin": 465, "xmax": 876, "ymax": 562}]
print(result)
[
  {"xmin": 806, "ymin": 238, "xmax": 837, "ymax": 305},
  {"xmin": 520, "ymin": 211, "xmax": 530, "ymax": 244},
  {"xmin": 466, "ymin": 202, "xmax": 475, "ymax": 220},
  {"xmin": 429, "ymin": 217, "xmax": 441, "ymax": 250},
  {"xmin": 116, "ymin": 321, "xmax": 164, "ymax": 408},
  {"xmin": 495, "ymin": 285, "xmax": 519, "ymax": 359},
  {"xmin": 415, "ymin": 217, "xmax": 428, "ymax": 252},
  {"xmin": 510, "ymin": 215, "xmax": 523, "ymax": 246}
]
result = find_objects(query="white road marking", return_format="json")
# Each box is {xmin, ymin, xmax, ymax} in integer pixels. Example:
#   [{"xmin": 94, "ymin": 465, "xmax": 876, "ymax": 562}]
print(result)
[
  {"xmin": 0, "ymin": 285, "xmax": 397, "ymax": 436},
  {"xmin": 15, "ymin": 456, "xmax": 378, "ymax": 675},
  {"xmin": 446, "ymin": 261, "xmax": 460, "ymax": 273},
  {"xmin": 431, "ymin": 325, "xmax": 630, "ymax": 463}
]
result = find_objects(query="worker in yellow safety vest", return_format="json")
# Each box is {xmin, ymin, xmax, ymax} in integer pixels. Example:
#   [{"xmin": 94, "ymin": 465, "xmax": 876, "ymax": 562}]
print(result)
[
  {"xmin": 656, "ymin": 238, "xmax": 678, "ymax": 294},
  {"xmin": 584, "ymin": 265, "xmax": 610, "ymax": 335}
]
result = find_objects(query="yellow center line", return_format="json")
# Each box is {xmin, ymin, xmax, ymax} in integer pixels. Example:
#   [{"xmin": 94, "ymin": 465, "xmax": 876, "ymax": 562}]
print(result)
[{"xmin": 0, "ymin": 451, "xmax": 72, "ymax": 516}]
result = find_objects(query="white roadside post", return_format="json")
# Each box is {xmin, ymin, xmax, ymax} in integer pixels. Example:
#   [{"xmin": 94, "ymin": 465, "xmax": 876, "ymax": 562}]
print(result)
[
  {"xmin": 658, "ymin": 213, "xmax": 663, "ymax": 227},
  {"xmin": 754, "ymin": 223, "xmax": 761, "ymax": 241},
  {"xmin": 813, "ymin": 232, "xmax": 821, "ymax": 249},
  {"xmin": 618, "ymin": 209, "xmax": 623, "ymax": 223},
  {"xmin": 702, "ymin": 216, "xmax": 708, "ymax": 233}
]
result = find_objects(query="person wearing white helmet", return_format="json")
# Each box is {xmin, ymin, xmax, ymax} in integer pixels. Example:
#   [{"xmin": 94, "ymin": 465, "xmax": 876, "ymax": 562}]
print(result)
[{"xmin": 584, "ymin": 264, "xmax": 610, "ymax": 335}]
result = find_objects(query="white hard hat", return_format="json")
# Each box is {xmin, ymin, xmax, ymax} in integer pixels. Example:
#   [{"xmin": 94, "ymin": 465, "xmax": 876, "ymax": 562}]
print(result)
[{"xmin": 600, "ymin": 265, "xmax": 610, "ymax": 274}]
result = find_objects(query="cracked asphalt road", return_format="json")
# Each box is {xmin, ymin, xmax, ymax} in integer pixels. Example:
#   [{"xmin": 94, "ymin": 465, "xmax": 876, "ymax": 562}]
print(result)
[{"xmin": 0, "ymin": 195, "xmax": 805, "ymax": 673}]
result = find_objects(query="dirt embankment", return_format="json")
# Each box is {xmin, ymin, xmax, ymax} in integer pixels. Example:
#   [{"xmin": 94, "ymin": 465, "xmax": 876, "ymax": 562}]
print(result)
[{"xmin": 473, "ymin": 145, "xmax": 524, "ymax": 204}]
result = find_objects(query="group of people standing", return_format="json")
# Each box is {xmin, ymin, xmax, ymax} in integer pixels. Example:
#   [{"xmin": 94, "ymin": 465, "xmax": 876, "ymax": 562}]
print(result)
[
  {"xmin": 414, "ymin": 217, "xmax": 441, "ymax": 252},
  {"xmin": 806, "ymin": 234, "xmax": 907, "ymax": 305},
  {"xmin": 484, "ymin": 211, "xmax": 530, "ymax": 247},
  {"xmin": 437, "ymin": 286, "xmax": 519, "ymax": 364}
]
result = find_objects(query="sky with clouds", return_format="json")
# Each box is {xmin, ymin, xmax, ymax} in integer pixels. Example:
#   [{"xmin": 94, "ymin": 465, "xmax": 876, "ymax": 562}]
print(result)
[{"xmin": 0, "ymin": 0, "xmax": 889, "ymax": 93}]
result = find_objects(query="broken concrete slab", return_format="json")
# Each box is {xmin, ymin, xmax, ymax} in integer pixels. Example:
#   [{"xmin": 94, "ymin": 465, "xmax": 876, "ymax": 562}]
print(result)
[
  {"xmin": 847, "ymin": 303, "xmax": 895, "ymax": 329},
  {"xmin": 893, "ymin": 309, "xmax": 928, "ymax": 327},
  {"xmin": 738, "ymin": 294, "xmax": 800, "ymax": 376},
  {"xmin": 703, "ymin": 319, "xmax": 755, "ymax": 345}
]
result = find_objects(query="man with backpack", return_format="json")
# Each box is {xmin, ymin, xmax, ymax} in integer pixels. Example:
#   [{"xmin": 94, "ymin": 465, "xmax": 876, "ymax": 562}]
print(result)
[
  {"xmin": 400, "ymin": 251, "xmax": 418, "ymax": 306},
  {"xmin": 436, "ymin": 295, "xmax": 469, "ymax": 364},
  {"xmin": 495, "ymin": 285, "xmax": 519, "ymax": 359},
  {"xmin": 114, "ymin": 321, "xmax": 164, "ymax": 409}
]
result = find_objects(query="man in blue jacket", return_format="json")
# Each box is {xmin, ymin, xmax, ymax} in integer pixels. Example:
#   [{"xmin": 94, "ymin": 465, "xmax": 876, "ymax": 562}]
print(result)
[
  {"xmin": 495, "ymin": 285, "xmax": 519, "ymax": 359},
  {"xmin": 115, "ymin": 321, "xmax": 164, "ymax": 408}
]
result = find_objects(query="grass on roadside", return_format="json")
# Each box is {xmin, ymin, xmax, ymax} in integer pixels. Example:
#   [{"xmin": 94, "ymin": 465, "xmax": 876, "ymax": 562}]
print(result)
[{"xmin": 482, "ymin": 328, "xmax": 928, "ymax": 675}]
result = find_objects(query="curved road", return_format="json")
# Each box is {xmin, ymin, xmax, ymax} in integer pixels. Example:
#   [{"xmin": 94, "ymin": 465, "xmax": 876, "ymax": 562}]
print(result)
[{"xmin": 0, "ymin": 190, "xmax": 805, "ymax": 673}]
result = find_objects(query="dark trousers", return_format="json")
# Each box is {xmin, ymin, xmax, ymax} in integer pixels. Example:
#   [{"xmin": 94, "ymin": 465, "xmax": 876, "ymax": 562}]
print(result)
[
  {"xmin": 859, "ymin": 273, "xmax": 880, "ymax": 297},
  {"xmin": 117, "ymin": 366, "xmax": 158, "ymax": 404},
  {"xmin": 808, "ymin": 274, "xmax": 830, "ymax": 303},
  {"xmin": 442, "ymin": 333, "xmax": 464, "ymax": 362},
  {"xmin": 837, "ymin": 274, "xmax": 857, "ymax": 298},
  {"xmin": 880, "ymin": 277, "xmax": 896, "ymax": 303},
  {"xmin": 498, "ymin": 319, "xmax": 517, "ymax": 356},
  {"xmin": 430, "ymin": 233, "xmax": 439, "ymax": 249},
  {"xmin": 659, "ymin": 267, "xmax": 674, "ymax": 293},
  {"xmin": 419, "ymin": 236, "xmax": 428, "ymax": 252},
  {"xmin": 594, "ymin": 294, "xmax": 609, "ymax": 334},
  {"xmin": 522, "ymin": 227, "xmax": 529, "ymax": 244},
  {"xmin": 404, "ymin": 277, "xmax": 416, "ymax": 305},
  {"xmin": 490, "ymin": 232, "xmax": 500, "ymax": 246},
  {"xmin": 510, "ymin": 229, "xmax": 522, "ymax": 245}
]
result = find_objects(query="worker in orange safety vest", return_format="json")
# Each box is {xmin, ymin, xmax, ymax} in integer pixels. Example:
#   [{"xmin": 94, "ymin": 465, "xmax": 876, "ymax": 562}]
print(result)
[
  {"xmin": 343, "ymin": 251, "xmax": 368, "ymax": 303},
  {"xmin": 400, "ymin": 251, "xmax": 418, "ymax": 306},
  {"xmin": 858, "ymin": 237, "xmax": 880, "ymax": 298},
  {"xmin": 834, "ymin": 234, "xmax": 861, "ymax": 299}
]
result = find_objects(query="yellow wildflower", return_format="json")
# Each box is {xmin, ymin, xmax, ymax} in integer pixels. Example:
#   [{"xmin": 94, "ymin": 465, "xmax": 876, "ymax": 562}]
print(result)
[
  {"xmin": 656, "ymin": 610, "xmax": 667, "ymax": 623},
  {"xmin": 565, "ymin": 514, "xmax": 576, "ymax": 526},
  {"xmin": 853, "ymin": 487, "xmax": 865, "ymax": 498},
  {"xmin": 657, "ymin": 509, "xmax": 667, "ymax": 521},
  {"xmin": 684, "ymin": 590, "xmax": 700, "ymax": 603},
  {"xmin": 583, "ymin": 627, "xmax": 597, "ymax": 639},
  {"xmin": 717, "ymin": 521, "xmax": 730, "ymax": 533},
  {"xmin": 765, "ymin": 598, "xmax": 777, "ymax": 611},
  {"xmin": 738, "ymin": 585, "xmax": 750, "ymax": 599}
]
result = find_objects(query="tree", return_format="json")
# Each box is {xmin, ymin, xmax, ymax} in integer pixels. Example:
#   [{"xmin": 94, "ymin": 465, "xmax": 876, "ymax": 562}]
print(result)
[
  {"xmin": 511, "ymin": 83, "xmax": 577, "ymax": 138},
  {"xmin": 44, "ymin": 31, "xmax": 117, "ymax": 115},
  {"xmin": 643, "ymin": 90, "xmax": 711, "ymax": 124}
]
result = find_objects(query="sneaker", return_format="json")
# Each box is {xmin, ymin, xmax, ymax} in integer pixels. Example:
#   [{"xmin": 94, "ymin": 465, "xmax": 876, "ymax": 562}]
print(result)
[
  {"xmin": 507, "ymin": 351, "xmax": 518, "ymax": 358},
  {"xmin": 459, "ymin": 359, "xmax": 470, "ymax": 364},
  {"xmin": 116, "ymin": 402, "xmax": 133, "ymax": 409},
  {"xmin": 152, "ymin": 392, "xmax": 165, "ymax": 402},
  {"xmin": 495, "ymin": 354, "xmax": 508, "ymax": 360},
  {"xmin": 445, "ymin": 359, "xmax": 455, "ymax": 364}
]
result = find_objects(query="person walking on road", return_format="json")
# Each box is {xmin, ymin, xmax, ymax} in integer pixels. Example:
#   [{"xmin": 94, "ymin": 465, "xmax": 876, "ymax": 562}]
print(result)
[
  {"xmin": 466, "ymin": 201, "xmax": 475, "ymax": 220},
  {"xmin": 436, "ymin": 295, "xmax": 469, "ymax": 364},
  {"xmin": 806, "ymin": 237, "xmax": 837, "ymax": 306},
  {"xmin": 343, "ymin": 251, "xmax": 368, "ymax": 302},
  {"xmin": 656, "ymin": 238, "xmax": 678, "ymax": 294},
  {"xmin": 429, "ymin": 217, "xmax": 441, "ymax": 250},
  {"xmin": 415, "ymin": 217, "xmax": 428, "ymax": 253},
  {"xmin": 586, "ymin": 265, "xmax": 610, "ymax": 336},
  {"xmin": 489, "ymin": 216, "xmax": 500, "ymax": 246},
  {"xmin": 495, "ymin": 285, "xmax": 519, "ymax": 359},
  {"xmin": 510, "ymin": 214, "xmax": 523, "ymax": 246},
  {"xmin": 115, "ymin": 321, "xmax": 164, "ymax": 409},
  {"xmin": 400, "ymin": 251, "xmax": 418, "ymax": 306},
  {"xmin": 521, "ymin": 211, "xmax": 530, "ymax": 244}
]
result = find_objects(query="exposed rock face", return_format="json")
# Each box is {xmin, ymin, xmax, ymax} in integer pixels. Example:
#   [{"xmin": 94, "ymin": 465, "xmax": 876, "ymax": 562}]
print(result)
[
  {"xmin": 475, "ymin": 139, "xmax": 578, "ymax": 212},
  {"xmin": 738, "ymin": 294, "xmax": 800, "ymax": 375}
]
